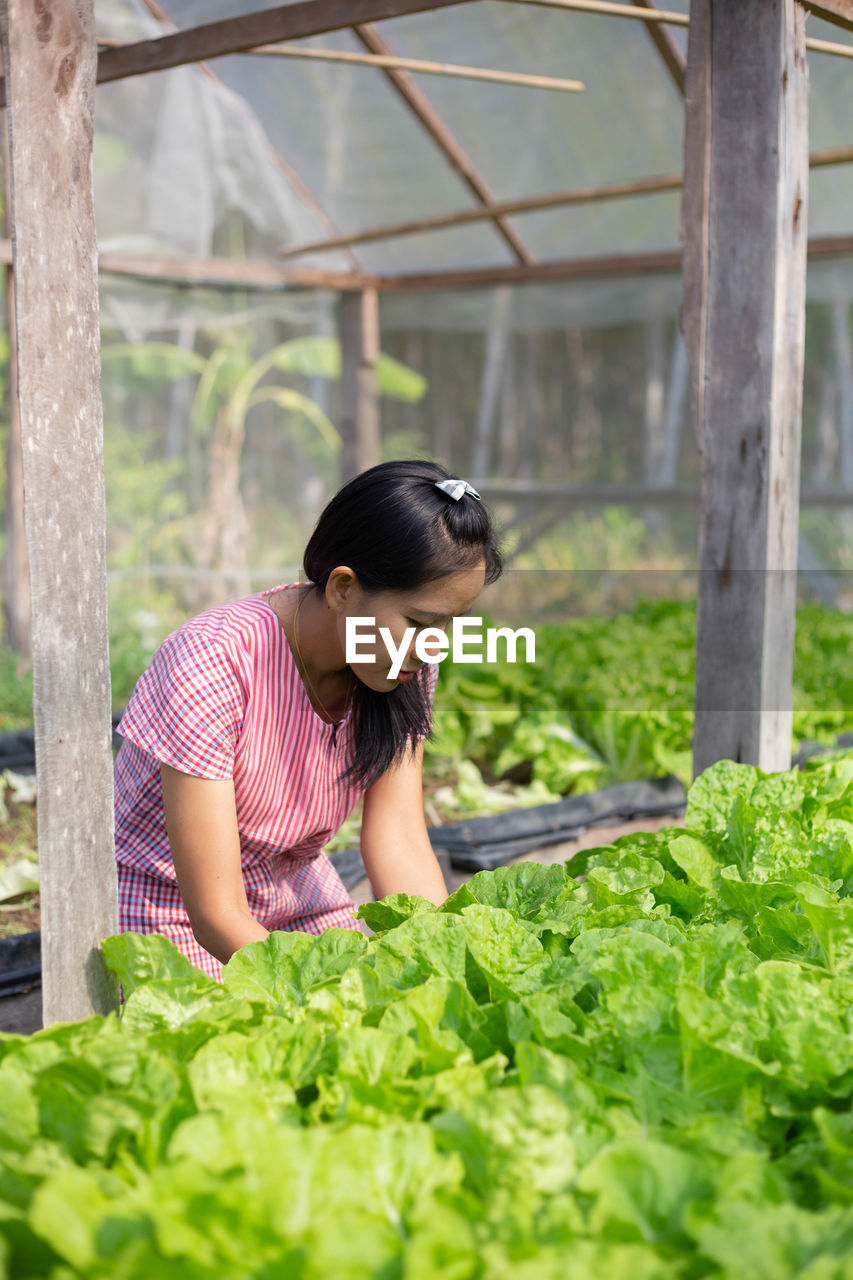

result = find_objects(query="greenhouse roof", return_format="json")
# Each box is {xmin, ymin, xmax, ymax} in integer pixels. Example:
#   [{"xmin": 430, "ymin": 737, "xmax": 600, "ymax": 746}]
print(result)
[{"xmin": 91, "ymin": 0, "xmax": 853, "ymax": 296}]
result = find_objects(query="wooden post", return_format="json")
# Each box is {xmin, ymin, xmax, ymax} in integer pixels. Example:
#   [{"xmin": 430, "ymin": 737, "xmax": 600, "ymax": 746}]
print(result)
[
  {"xmin": 471, "ymin": 286, "xmax": 511, "ymax": 479},
  {"xmin": 1, "ymin": 116, "xmax": 29, "ymax": 655},
  {"xmin": 338, "ymin": 289, "xmax": 380, "ymax": 484},
  {"xmin": 661, "ymin": 327, "xmax": 686, "ymax": 486},
  {"xmin": 642, "ymin": 317, "xmax": 667, "ymax": 534},
  {"xmin": 0, "ymin": 0, "xmax": 118, "ymax": 1022},
  {"xmin": 683, "ymin": 0, "xmax": 809, "ymax": 777},
  {"xmin": 832, "ymin": 300, "xmax": 853, "ymax": 489}
]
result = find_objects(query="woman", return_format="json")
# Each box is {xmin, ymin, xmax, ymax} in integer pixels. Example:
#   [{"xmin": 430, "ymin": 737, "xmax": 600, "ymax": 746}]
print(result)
[{"xmin": 113, "ymin": 459, "xmax": 504, "ymax": 981}]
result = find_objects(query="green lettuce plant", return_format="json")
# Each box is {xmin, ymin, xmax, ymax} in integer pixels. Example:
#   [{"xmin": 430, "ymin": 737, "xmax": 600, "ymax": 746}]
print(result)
[{"xmin": 2, "ymin": 752, "xmax": 853, "ymax": 1275}]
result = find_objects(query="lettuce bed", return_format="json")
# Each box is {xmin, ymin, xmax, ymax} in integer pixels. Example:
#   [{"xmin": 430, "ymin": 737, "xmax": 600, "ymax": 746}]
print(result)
[
  {"xmin": 3, "ymin": 753, "xmax": 853, "ymax": 1277},
  {"xmin": 427, "ymin": 600, "xmax": 853, "ymax": 795}
]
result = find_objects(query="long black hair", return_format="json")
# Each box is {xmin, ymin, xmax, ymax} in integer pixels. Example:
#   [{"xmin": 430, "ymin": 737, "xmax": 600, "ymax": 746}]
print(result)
[{"xmin": 302, "ymin": 459, "xmax": 504, "ymax": 790}]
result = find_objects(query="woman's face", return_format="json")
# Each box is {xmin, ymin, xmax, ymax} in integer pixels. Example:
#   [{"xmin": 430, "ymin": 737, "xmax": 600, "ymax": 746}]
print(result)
[{"xmin": 327, "ymin": 560, "xmax": 488, "ymax": 691}]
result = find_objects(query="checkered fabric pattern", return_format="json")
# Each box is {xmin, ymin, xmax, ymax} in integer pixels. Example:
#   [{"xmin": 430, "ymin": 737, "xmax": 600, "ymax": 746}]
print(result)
[{"xmin": 114, "ymin": 583, "xmax": 440, "ymax": 982}]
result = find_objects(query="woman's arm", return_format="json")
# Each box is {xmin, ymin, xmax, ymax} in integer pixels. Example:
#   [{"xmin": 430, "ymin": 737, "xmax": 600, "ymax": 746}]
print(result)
[
  {"xmin": 359, "ymin": 740, "xmax": 448, "ymax": 906},
  {"xmin": 160, "ymin": 763, "xmax": 270, "ymax": 964}
]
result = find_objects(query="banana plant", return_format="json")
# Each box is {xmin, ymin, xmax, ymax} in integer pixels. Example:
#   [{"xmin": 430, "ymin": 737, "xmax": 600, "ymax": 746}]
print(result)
[{"xmin": 101, "ymin": 333, "xmax": 427, "ymax": 600}]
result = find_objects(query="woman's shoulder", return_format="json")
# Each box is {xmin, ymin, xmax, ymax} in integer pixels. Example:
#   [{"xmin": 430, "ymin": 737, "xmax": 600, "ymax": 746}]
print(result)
[{"xmin": 168, "ymin": 584, "xmax": 299, "ymax": 655}]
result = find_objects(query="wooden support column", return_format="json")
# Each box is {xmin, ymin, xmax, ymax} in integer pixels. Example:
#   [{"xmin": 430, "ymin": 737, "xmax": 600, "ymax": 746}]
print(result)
[
  {"xmin": 338, "ymin": 289, "xmax": 380, "ymax": 484},
  {"xmin": 1, "ymin": 116, "xmax": 29, "ymax": 655},
  {"xmin": 0, "ymin": 0, "xmax": 118, "ymax": 1022},
  {"xmin": 472, "ymin": 286, "xmax": 511, "ymax": 479},
  {"xmin": 832, "ymin": 300, "xmax": 853, "ymax": 488},
  {"xmin": 683, "ymin": 0, "xmax": 809, "ymax": 778}
]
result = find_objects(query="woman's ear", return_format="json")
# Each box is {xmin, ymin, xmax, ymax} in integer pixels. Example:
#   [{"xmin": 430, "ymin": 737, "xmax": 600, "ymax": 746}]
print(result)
[{"xmin": 325, "ymin": 565, "xmax": 362, "ymax": 614}]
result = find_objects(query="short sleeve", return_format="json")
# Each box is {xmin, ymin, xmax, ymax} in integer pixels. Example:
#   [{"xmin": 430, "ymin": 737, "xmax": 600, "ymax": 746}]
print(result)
[
  {"xmin": 117, "ymin": 628, "xmax": 245, "ymax": 780},
  {"xmin": 415, "ymin": 660, "xmax": 441, "ymax": 743}
]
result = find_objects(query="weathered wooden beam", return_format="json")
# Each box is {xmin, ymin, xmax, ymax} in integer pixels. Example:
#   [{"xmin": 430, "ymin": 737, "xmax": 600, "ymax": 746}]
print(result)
[
  {"xmin": 1, "ymin": 114, "xmax": 28, "ymax": 656},
  {"xmin": 379, "ymin": 249, "xmax": 685, "ymax": 289},
  {"xmin": 279, "ymin": 141, "xmax": 851, "ymax": 262},
  {"xmin": 631, "ymin": 0, "xmax": 686, "ymax": 95},
  {"xmin": 799, "ymin": 0, "xmax": 853, "ymax": 34},
  {"xmin": 0, "ymin": 235, "xmax": 846, "ymax": 294},
  {"xmin": 1, "ymin": 0, "xmax": 844, "ymax": 108},
  {"xmin": 338, "ymin": 290, "xmax": 380, "ymax": 483},
  {"xmin": 0, "ymin": 0, "xmax": 118, "ymax": 1023},
  {"xmin": 93, "ymin": 0, "xmax": 473, "ymax": 88},
  {"xmin": 834, "ymin": 300, "xmax": 853, "ymax": 487},
  {"xmin": 279, "ymin": 173, "xmax": 684, "ymax": 260},
  {"xmin": 684, "ymin": 0, "xmax": 809, "ymax": 778},
  {"xmin": 353, "ymin": 24, "xmax": 534, "ymax": 267},
  {"xmin": 98, "ymin": 249, "xmax": 377, "ymax": 292},
  {"xmin": 375, "ymin": 233, "xmax": 850, "ymax": 289},
  {"xmin": 471, "ymin": 287, "xmax": 512, "ymax": 476},
  {"xmin": 510, "ymin": 0, "xmax": 853, "ymax": 48}
]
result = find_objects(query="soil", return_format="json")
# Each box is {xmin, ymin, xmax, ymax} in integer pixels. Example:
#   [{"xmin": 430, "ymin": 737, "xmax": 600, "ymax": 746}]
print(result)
[
  {"xmin": 0, "ymin": 793, "xmax": 39, "ymax": 940},
  {"xmin": 348, "ymin": 812, "xmax": 679, "ymax": 905},
  {"xmin": 0, "ymin": 894, "xmax": 40, "ymax": 940},
  {"xmin": 0, "ymin": 768, "xmax": 680, "ymax": 937}
]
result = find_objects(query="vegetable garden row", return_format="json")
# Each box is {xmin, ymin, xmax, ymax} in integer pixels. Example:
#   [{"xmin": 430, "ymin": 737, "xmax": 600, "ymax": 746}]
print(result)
[
  {"xmin": 2, "ymin": 749, "xmax": 853, "ymax": 1277},
  {"xmin": 421, "ymin": 599, "xmax": 853, "ymax": 817}
]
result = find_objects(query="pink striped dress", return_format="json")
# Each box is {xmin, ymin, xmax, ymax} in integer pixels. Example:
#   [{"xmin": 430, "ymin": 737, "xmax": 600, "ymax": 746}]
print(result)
[{"xmin": 114, "ymin": 582, "xmax": 439, "ymax": 982}]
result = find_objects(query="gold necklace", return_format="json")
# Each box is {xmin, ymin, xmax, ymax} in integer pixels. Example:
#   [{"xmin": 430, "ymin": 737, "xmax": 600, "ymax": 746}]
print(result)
[{"xmin": 291, "ymin": 586, "xmax": 353, "ymax": 728}]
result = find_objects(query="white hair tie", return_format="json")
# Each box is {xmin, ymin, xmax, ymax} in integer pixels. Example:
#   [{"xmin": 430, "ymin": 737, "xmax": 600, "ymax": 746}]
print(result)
[{"xmin": 434, "ymin": 478, "xmax": 481, "ymax": 502}]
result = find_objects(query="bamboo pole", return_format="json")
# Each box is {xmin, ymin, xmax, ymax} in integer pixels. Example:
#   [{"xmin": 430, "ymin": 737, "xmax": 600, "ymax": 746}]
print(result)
[
  {"xmin": 805, "ymin": 35, "xmax": 853, "ymax": 58},
  {"xmin": 810, "ymin": 144, "xmax": 853, "ymax": 167},
  {"xmin": 353, "ymin": 21, "xmax": 534, "ymax": 265},
  {"xmin": 278, "ymin": 141, "xmax": 853, "ymax": 260},
  {"xmin": 278, "ymin": 173, "xmax": 684, "ymax": 259},
  {"xmin": 508, "ymin": 0, "xmax": 688, "ymax": 23},
  {"xmin": 240, "ymin": 43, "xmax": 585, "ymax": 91},
  {"xmin": 630, "ymin": 0, "xmax": 685, "ymax": 95},
  {"xmin": 507, "ymin": 0, "xmax": 853, "ymax": 55},
  {"xmin": 95, "ymin": 33, "xmax": 585, "ymax": 88}
]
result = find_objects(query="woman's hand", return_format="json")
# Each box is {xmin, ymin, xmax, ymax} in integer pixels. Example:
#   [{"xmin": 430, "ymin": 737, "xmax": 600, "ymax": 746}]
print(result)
[
  {"xmin": 160, "ymin": 763, "xmax": 270, "ymax": 964},
  {"xmin": 359, "ymin": 740, "xmax": 448, "ymax": 906}
]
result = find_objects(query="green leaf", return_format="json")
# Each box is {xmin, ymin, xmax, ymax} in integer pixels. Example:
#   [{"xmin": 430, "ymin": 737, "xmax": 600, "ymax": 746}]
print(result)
[
  {"xmin": 101, "ymin": 932, "xmax": 216, "ymax": 997},
  {"xmin": 101, "ymin": 342, "xmax": 207, "ymax": 380},
  {"xmin": 441, "ymin": 863, "xmax": 570, "ymax": 920},
  {"xmin": 247, "ymin": 386, "xmax": 342, "ymax": 451},
  {"xmin": 667, "ymin": 833, "xmax": 717, "ymax": 890},
  {"xmin": 0, "ymin": 856, "xmax": 38, "ymax": 902},
  {"xmin": 578, "ymin": 1139, "xmax": 712, "ymax": 1245},
  {"xmin": 375, "ymin": 352, "xmax": 428, "ymax": 401},
  {"xmin": 356, "ymin": 894, "xmax": 437, "ymax": 934},
  {"xmin": 223, "ymin": 928, "xmax": 367, "ymax": 1011},
  {"xmin": 796, "ymin": 882, "xmax": 853, "ymax": 975}
]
